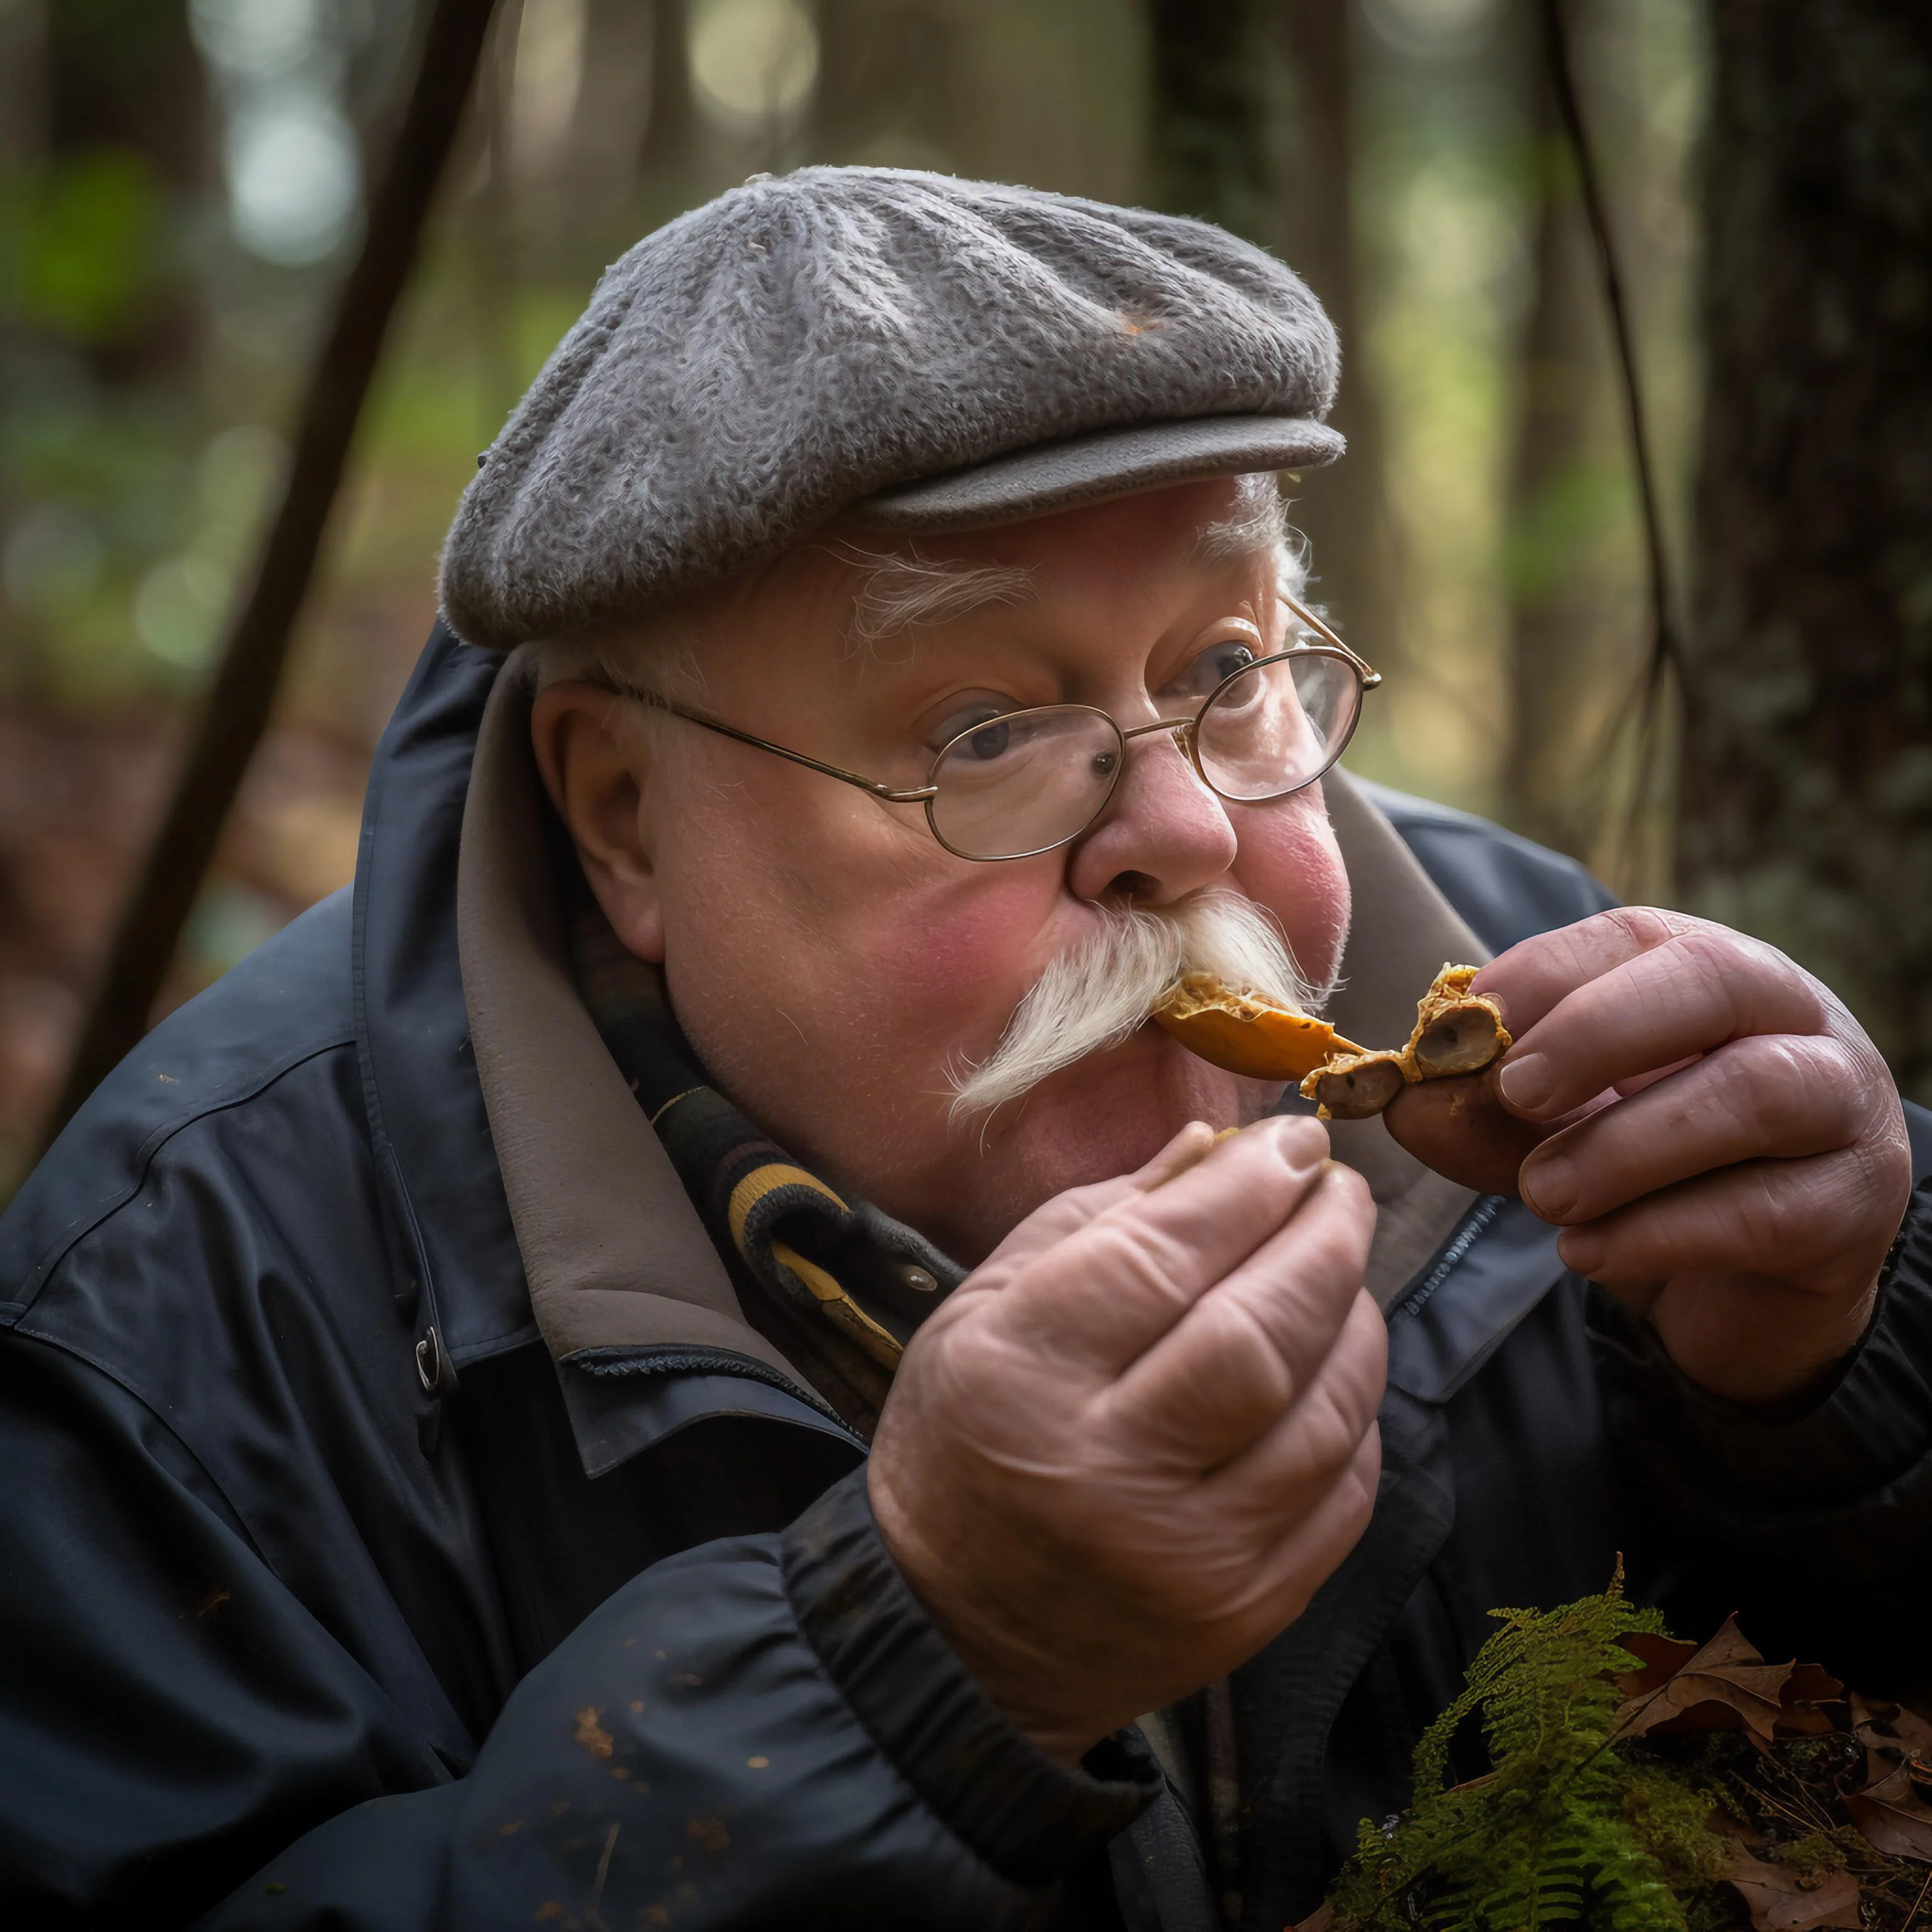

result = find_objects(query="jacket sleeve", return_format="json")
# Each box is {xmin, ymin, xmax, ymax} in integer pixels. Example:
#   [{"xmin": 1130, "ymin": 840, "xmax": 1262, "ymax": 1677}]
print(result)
[
  {"xmin": 0, "ymin": 1330, "xmax": 1152, "ymax": 1931},
  {"xmin": 1594, "ymin": 1174, "xmax": 1932, "ymax": 1695},
  {"xmin": 207, "ymin": 1467, "xmax": 1156, "ymax": 1932}
]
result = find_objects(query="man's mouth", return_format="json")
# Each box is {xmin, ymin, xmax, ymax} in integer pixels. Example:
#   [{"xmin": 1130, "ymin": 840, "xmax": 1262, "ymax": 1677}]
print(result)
[{"xmin": 948, "ymin": 891, "xmax": 1318, "ymax": 1122}]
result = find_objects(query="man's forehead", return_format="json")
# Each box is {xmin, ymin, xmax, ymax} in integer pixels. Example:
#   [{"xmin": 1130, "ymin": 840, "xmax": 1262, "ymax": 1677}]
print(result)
[{"xmin": 837, "ymin": 477, "xmax": 1289, "ymax": 643}]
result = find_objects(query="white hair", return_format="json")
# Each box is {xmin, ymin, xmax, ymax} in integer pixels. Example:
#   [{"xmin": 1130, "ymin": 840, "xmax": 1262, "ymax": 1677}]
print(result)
[
  {"xmin": 835, "ymin": 543, "xmax": 1037, "ymax": 648},
  {"xmin": 948, "ymin": 887, "xmax": 1322, "ymax": 1122},
  {"xmin": 528, "ymin": 616, "xmax": 705, "ymax": 709},
  {"xmin": 1197, "ymin": 472, "xmax": 1311, "ymax": 593},
  {"xmin": 531, "ymin": 474, "xmax": 1313, "ymax": 687}
]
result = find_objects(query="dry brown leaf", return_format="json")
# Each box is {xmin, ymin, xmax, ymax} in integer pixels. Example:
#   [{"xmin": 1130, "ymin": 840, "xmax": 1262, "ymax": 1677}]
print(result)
[
  {"xmin": 1613, "ymin": 1616, "xmax": 1794, "ymax": 1748},
  {"xmin": 1853, "ymin": 1692, "xmax": 1932, "ymax": 1785},
  {"xmin": 1616, "ymin": 1630, "xmax": 1701, "ymax": 1696},
  {"xmin": 1774, "ymin": 1663, "xmax": 1845, "ymax": 1736},
  {"xmin": 1289, "ymin": 1908, "xmax": 1335, "ymax": 1932},
  {"xmin": 1724, "ymin": 1850, "xmax": 1862, "ymax": 1931},
  {"xmin": 1846, "ymin": 1763, "xmax": 1932, "ymax": 1863}
]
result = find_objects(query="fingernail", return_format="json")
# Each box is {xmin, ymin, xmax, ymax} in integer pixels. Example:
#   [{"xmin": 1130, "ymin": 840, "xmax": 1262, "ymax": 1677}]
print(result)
[
  {"xmin": 1270, "ymin": 1113, "xmax": 1329, "ymax": 1170},
  {"xmin": 1556, "ymin": 1226, "xmax": 1603, "ymax": 1277},
  {"xmin": 1497, "ymin": 1052, "xmax": 1553, "ymax": 1113},
  {"xmin": 1519, "ymin": 1152, "xmax": 1577, "ymax": 1220}
]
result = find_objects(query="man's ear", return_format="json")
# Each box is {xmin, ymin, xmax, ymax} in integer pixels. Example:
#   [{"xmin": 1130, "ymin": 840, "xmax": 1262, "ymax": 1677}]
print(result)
[{"xmin": 530, "ymin": 682, "xmax": 666, "ymax": 962}]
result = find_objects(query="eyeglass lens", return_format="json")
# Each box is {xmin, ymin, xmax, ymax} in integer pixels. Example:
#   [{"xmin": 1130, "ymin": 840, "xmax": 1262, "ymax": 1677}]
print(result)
[
  {"xmin": 1195, "ymin": 650, "xmax": 1360, "ymax": 802},
  {"xmin": 926, "ymin": 651, "xmax": 1362, "ymax": 860},
  {"xmin": 928, "ymin": 708, "xmax": 1123, "ymax": 859}
]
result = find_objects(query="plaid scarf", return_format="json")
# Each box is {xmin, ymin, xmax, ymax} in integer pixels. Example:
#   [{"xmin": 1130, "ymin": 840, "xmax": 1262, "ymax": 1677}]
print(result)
[{"xmin": 569, "ymin": 904, "xmax": 963, "ymax": 1439}]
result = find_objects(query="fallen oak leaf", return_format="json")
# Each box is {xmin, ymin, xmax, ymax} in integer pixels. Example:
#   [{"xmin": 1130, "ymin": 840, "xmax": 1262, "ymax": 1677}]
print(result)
[
  {"xmin": 1846, "ymin": 1763, "xmax": 1932, "ymax": 1863},
  {"xmin": 1774, "ymin": 1662, "xmax": 1845, "ymax": 1738},
  {"xmin": 1616, "ymin": 1629, "xmax": 1700, "ymax": 1697},
  {"xmin": 1853, "ymin": 1692, "xmax": 1932, "ymax": 1785},
  {"xmin": 1723, "ymin": 1850, "xmax": 1862, "ymax": 1931},
  {"xmin": 1613, "ymin": 1615, "xmax": 1794, "ymax": 1750}
]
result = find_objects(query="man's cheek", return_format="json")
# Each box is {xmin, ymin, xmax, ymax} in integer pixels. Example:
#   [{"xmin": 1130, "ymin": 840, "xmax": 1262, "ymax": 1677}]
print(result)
[
  {"xmin": 855, "ymin": 875, "xmax": 1062, "ymax": 1050},
  {"xmin": 1234, "ymin": 801, "xmax": 1350, "ymax": 987}
]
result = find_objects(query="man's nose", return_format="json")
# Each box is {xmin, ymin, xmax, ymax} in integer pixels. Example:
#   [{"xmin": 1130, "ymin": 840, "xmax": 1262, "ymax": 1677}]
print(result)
[{"xmin": 1063, "ymin": 726, "xmax": 1238, "ymax": 906}]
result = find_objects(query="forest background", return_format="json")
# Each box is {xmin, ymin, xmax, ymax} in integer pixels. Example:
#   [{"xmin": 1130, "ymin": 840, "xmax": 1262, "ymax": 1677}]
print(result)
[{"xmin": 0, "ymin": 0, "xmax": 1923, "ymax": 1198}]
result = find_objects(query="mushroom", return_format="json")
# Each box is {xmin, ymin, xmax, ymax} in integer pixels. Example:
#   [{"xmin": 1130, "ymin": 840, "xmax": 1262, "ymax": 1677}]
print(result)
[
  {"xmin": 1152, "ymin": 963, "xmax": 1511, "ymax": 1122},
  {"xmin": 1406, "ymin": 964, "xmax": 1511, "ymax": 1079},
  {"xmin": 1302, "ymin": 1050, "xmax": 1409, "ymax": 1121},
  {"xmin": 1151, "ymin": 972, "xmax": 1365, "ymax": 1082}
]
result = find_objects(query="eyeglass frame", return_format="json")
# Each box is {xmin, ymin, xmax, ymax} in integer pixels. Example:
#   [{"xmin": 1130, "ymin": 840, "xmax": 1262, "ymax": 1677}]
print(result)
[{"xmin": 587, "ymin": 587, "xmax": 1382, "ymax": 863}]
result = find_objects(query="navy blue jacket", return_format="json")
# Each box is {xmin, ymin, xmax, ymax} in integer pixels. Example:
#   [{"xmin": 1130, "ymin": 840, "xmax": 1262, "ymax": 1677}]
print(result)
[{"xmin": 3, "ymin": 626, "xmax": 1928, "ymax": 1931}]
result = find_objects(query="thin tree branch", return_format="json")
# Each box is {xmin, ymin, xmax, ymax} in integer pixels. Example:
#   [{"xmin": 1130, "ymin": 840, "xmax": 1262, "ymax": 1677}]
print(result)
[
  {"xmin": 1538, "ymin": 0, "xmax": 1685, "ymax": 882},
  {"xmin": 1539, "ymin": 0, "xmax": 1678, "ymax": 687},
  {"xmin": 43, "ymin": 0, "xmax": 499, "ymax": 1147}
]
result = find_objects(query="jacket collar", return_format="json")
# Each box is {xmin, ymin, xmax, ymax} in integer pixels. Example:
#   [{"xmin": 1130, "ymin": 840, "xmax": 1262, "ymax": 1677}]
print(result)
[{"xmin": 352, "ymin": 623, "xmax": 534, "ymax": 1370}]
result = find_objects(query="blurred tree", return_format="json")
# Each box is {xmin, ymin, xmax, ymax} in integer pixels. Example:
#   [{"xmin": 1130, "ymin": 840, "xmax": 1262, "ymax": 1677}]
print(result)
[
  {"xmin": 811, "ymin": 0, "xmax": 964, "ymax": 170},
  {"xmin": 43, "ymin": 0, "xmax": 208, "ymax": 377},
  {"xmin": 1681, "ymin": 0, "xmax": 1932, "ymax": 1102},
  {"xmin": 47, "ymin": 0, "xmax": 502, "ymax": 1140},
  {"xmin": 1502, "ymin": 16, "xmax": 1607, "ymax": 857},
  {"xmin": 1146, "ymin": 1, "xmax": 1389, "ymax": 665},
  {"xmin": 475, "ymin": 0, "xmax": 526, "ymax": 433},
  {"xmin": 1272, "ymin": 1, "xmax": 1391, "ymax": 671},
  {"xmin": 640, "ymin": 0, "xmax": 695, "ymax": 174},
  {"xmin": 1146, "ymin": 0, "xmax": 1269, "ymax": 242}
]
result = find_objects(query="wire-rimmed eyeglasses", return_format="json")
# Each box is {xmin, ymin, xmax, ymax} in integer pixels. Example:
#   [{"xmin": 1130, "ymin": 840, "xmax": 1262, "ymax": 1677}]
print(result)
[{"xmin": 590, "ymin": 589, "xmax": 1380, "ymax": 863}]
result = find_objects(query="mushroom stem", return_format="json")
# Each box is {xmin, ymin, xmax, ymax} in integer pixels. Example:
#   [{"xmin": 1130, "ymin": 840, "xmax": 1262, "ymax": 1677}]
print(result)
[{"xmin": 1302, "ymin": 1052, "xmax": 1409, "ymax": 1121}]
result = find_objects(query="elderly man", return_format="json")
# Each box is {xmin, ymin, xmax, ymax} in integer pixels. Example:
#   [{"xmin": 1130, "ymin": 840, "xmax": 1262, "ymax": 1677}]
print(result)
[{"xmin": 2, "ymin": 170, "xmax": 1928, "ymax": 1932}]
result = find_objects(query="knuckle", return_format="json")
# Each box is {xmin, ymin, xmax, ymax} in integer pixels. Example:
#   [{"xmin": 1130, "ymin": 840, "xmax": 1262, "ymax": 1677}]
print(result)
[
  {"xmin": 1601, "ymin": 905, "xmax": 1684, "ymax": 955},
  {"xmin": 1662, "ymin": 931, "xmax": 1749, "ymax": 1035},
  {"xmin": 1835, "ymin": 1131, "xmax": 1913, "ymax": 1220},
  {"xmin": 1714, "ymin": 1035, "xmax": 1860, "ymax": 1148},
  {"xmin": 1085, "ymin": 1216, "xmax": 1190, "ymax": 1296}
]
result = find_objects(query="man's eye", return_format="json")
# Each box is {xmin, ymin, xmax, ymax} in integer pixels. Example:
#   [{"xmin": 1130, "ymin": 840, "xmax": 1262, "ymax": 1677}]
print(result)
[
  {"xmin": 1175, "ymin": 641, "xmax": 1258, "ymax": 697},
  {"xmin": 958, "ymin": 719, "xmax": 1013, "ymax": 762},
  {"xmin": 927, "ymin": 699, "xmax": 1018, "ymax": 754}
]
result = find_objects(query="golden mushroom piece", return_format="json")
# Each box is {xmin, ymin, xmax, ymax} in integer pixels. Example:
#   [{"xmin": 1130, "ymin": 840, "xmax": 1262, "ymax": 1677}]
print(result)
[
  {"xmin": 1152, "ymin": 974, "xmax": 1366, "ymax": 1082},
  {"xmin": 1153, "ymin": 963, "xmax": 1512, "ymax": 1122}
]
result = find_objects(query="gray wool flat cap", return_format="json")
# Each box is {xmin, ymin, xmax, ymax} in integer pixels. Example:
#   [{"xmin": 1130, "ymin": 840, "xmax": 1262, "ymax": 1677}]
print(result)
[{"xmin": 439, "ymin": 167, "xmax": 1343, "ymax": 652}]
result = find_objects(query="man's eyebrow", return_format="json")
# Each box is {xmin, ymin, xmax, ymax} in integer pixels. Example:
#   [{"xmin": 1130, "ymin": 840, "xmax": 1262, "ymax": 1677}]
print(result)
[
  {"xmin": 1194, "ymin": 477, "xmax": 1296, "ymax": 565},
  {"xmin": 835, "ymin": 544, "xmax": 1038, "ymax": 646}
]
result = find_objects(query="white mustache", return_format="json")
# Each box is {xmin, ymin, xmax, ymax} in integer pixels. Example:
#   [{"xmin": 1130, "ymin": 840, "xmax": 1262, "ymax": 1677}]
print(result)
[{"xmin": 948, "ymin": 890, "xmax": 1321, "ymax": 1122}]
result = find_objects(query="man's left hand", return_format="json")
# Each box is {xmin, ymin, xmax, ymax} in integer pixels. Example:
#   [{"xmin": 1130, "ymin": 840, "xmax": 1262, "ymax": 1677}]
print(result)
[{"xmin": 1414, "ymin": 909, "xmax": 1912, "ymax": 1404}]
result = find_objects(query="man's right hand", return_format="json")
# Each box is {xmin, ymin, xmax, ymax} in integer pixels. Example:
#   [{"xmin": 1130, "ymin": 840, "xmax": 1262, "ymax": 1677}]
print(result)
[{"xmin": 867, "ymin": 1115, "xmax": 1385, "ymax": 1764}]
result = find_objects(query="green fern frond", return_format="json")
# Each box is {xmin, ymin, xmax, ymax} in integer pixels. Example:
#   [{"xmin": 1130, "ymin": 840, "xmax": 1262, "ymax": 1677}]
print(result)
[{"xmin": 1326, "ymin": 1577, "xmax": 1705, "ymax": 1932}]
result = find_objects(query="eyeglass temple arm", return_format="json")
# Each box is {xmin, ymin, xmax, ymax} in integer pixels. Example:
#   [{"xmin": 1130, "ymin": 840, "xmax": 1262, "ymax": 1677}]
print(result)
[
  {"xmin": 1279, "ymin": 589, "xmax": 1382, "ymax": 687},
  {"xmin": 594, "ymin": 676, "xmax": 940, "ymax": 803}
]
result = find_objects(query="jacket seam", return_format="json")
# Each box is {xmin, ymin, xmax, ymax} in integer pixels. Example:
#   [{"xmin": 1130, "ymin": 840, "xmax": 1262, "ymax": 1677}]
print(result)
[
  {"xmin": 0, "ymin": 1325, "xmax": 269, "ymax": 1564},
  {"xmin": 1392, "ymin": 1194, "xmax": 1507, "ymax": 1325},
  {"xmin": 9, "ymin": 1033, "xmax": 360, "ymax": 1316}
]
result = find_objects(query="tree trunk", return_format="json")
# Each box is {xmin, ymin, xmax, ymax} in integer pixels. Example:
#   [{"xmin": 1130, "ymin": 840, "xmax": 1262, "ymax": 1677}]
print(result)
[
  {"xmin": 640, "ymin": 0, "xmax": 694, "ymax": 169},
  {"xmin": 1145, "ymin": 0, "xmax": 1270, "ymax": 243},
  {"xmin": 1501, "ymin": 75, "xmax": 1604, "ymax": 855},
  {"xmin": 1146, "ymin": 3, "xmax": 1386, "ymax": 664},
  {"xmin": 1680, "ymin": 1, "xmax": 1932, "ymax": 1102},
  {"xmin": 1272, "ymin": 0, "xmax": 1390, "ymax": 667},
  {"xmin": 45, "ymin": 0, "xmax": 502, "ymax": 1143}
]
